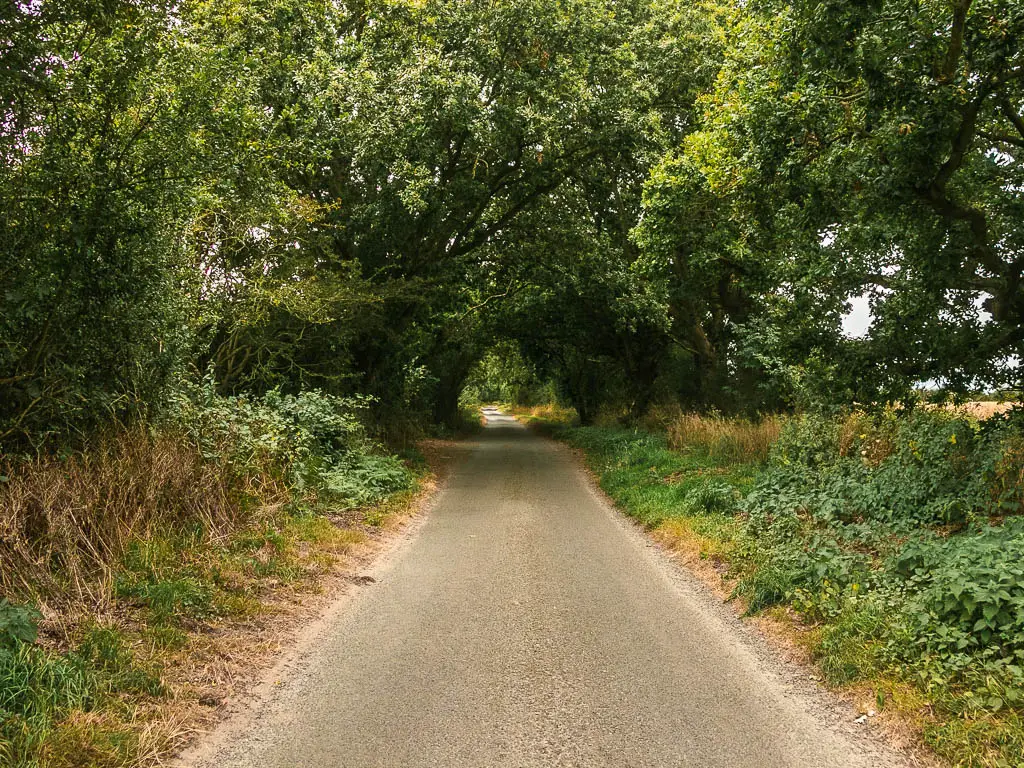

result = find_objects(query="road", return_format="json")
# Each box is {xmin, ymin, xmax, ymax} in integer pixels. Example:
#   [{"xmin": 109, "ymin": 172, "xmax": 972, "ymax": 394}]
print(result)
[{"xmin": 189, "ymin": 409, "xmax": 911, "ymax": 768}]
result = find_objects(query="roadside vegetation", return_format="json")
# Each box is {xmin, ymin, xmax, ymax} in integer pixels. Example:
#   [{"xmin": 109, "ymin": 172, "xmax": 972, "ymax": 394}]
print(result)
[
  {"xmin": 0, "ymin": 386, "xmax": 420, "ymax": 767},
  {"xmin": 514, "ymin": 403, "xmax": 1024, "ymax": 768}
]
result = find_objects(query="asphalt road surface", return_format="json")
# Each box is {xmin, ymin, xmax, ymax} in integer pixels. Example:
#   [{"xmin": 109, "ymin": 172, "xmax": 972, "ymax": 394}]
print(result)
[{"xmin": 190, "ymin": 408, "xmax": 911, "ymax": 768}]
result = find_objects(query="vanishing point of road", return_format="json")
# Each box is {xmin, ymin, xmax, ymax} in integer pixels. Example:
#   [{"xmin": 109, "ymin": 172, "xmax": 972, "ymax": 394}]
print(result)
[{"xmin": 190, "ymin": 409, "xmax": 912, "ymax": 768}]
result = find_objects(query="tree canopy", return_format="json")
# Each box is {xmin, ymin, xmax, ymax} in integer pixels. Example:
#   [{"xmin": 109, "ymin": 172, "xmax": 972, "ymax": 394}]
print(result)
[{"xmin": 2, "ymin": 0, "xmax": 1022, "ymax": 445}]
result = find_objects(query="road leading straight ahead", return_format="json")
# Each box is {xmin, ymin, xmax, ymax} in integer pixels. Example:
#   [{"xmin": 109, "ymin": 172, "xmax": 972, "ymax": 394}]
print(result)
[{"xmin": 189, "ymin": 409, "xmax": 911, "ymax": 768}]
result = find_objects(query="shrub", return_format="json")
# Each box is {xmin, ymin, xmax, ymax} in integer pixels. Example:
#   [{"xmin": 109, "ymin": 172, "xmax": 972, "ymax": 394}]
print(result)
[
  {"xmin": 769, "ymin": 413, "xmax": 841, "ymax": 470},
  {"xmin": 169, "ymin": 381, "xmax": 373, "ymax": 488},
  {"xmin": 321, "ymin": 454, "xmax": 414, "ymax": 509},
  {"xmin": 754, "ymin": 408, "xmax": 1024, "ymax": 528}
]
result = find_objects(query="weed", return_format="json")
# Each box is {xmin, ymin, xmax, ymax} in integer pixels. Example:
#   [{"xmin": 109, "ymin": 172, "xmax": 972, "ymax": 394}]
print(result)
[
  {"xmin": 0, "ymin": 601, "xmax": 40, "ymax": 650},
  {"xmin": 115, "ymin": 572, "xmax": 215, "ymax": 626}
]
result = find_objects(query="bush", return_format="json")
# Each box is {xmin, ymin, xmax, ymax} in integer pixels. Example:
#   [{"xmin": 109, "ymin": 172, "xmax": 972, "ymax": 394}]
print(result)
[
  {"xmin": 0, "ymin": 383, "xmax": 413, "ymax": 608},
  {"xmin": 323, "ymin": 454, "xmax": 413, "ymax": 507},
  {"xmin": 895, "ymin": 522, "xmax": 1024, "ymax": 661},
  {"xmin": 682, "ymin": 481, "xmax": 740, "ymax": 515},
  {"xmin": 739, "ymin": 407, "xmax": 1024, "ymax": 726},
  {"xmin": 770, "ymin": 412, "xmax": 842, "ymax": 470},
  {"xmin": 169, "ymin": 381, "xmax": 373, "ymax": 488},
  {"xmin": 754, "ymin": 408, "xmax": 1024, "ymax": 528}
]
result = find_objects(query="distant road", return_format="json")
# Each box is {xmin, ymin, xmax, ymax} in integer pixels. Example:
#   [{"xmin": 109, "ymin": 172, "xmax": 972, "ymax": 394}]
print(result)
[{"xmin": 190, "ymin": 408, "xmax": 911, "ymax": 768}]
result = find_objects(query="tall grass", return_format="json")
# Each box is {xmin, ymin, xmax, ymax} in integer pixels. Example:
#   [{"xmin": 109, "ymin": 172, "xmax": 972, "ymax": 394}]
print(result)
[
  {"xmin": 0, "ymin": 429, "xmax": 287, "ymax": 612},
  {"xmin": 665, "ymin": 411, "xmax": 782, "ymax": 463},
  {"xmin": 507, "ymin": 403, "xmax": 578, "ymax": 430}
]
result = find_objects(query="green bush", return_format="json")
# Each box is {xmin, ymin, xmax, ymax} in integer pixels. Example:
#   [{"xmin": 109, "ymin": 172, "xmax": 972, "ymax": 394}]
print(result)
[
  {"xmin": 739, "ymin": 408, "xmax": 1024, "ymax": 731},
  {"xmin": 322, "ymin": 453, "xmax": 414, "ymax": 509},
  {"xmin": 171, "ymin": 381, "xmax": 371, "ymax": 480},
  {"xmin": 770, "ymin": 413, "xmax": 841, "ymax": 470},
  {"xmin": 682, "ymin": 481, "xmax": 739, "ymax": 515},
  {"xmin": 169, "ymin": 380, "xmax": 413, "ymax": 509},
  {"xmin": 753, "ymin": 408, "xmax": 1024, "ymax": 528},
  {"xmin": 895, "ymin": 522, "xmax": 1024, "ymax": 662}
]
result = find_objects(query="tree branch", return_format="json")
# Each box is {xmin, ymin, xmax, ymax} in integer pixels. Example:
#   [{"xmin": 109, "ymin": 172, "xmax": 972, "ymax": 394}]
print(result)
[
  {"xmin": 1000, "ymin": 98, "xmax": 1024, "ymax": 140},
  {"xmin": 979, "ymin": 130, "xmax": 1024, "ymax": 148},
  {"xmin": 941, "ymin": 0, "xmax": 973, "ymax": 81}
]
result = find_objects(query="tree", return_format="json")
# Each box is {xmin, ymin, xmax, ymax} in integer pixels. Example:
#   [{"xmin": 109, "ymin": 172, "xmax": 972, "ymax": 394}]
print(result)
[{"xmin": 662, "ymin": 0, "xmax": 1024, "ymax": 404}]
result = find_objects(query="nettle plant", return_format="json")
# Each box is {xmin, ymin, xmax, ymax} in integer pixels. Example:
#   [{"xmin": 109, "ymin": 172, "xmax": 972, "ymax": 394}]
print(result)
[
  {"xmin": 0, "ymin": 600, "xmax": 40, "ymax": 652},
  {"xmin": 753, "ymin": 408, "xmax": 1024, "ymax": 529},
  {"xmin": 896, "ymin": 524, "xmax": 1024, "ymax": 658}
]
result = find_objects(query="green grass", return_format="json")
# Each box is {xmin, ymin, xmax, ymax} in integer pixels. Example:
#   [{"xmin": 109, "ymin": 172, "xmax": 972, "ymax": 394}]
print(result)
[
  {"xmin": 0, "ymin": 624, "xmax": 165, "ymax": 768},
  {"xmin": 559, "ymin": 426, "xmax": 758, "ymax": 527}
]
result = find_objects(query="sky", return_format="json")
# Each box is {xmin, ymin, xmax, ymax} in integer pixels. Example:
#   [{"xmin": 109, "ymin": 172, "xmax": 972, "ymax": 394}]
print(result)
[{"xmin": 841, "ymin": 293, "xmax": 872, "ymax": 339}]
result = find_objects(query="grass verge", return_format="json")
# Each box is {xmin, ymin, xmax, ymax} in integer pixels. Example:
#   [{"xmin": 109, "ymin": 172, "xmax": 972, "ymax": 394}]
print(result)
[
  {"xmin": 0, "ymin": 390, "xmax": 459, "ymax": 767},
  {"xmin": 522, "ymin": 407, "xmax": 1024, "ymax": 768}
]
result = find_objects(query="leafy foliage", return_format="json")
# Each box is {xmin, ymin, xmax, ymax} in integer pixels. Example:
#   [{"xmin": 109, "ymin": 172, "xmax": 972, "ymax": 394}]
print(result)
[
  {"xmin": 0, "ymin": 602, "xmax": 40, "ymax": 652},
  {"xmin": 3, "ymin": 1, "xmax": 1024, "ymax": 763}
]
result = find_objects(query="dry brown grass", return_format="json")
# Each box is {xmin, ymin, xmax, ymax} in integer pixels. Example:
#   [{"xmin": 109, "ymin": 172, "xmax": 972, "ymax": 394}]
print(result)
[
  {"xmin": 508, "ymin": 403, "xmax": 578, "ymax": 428},
  {"xmin": 638, "ymin": 403, "xmax": 684, "ymax": 431},
  {"xmin": 947, "ymin": 401, "xmax": 1018, "ymax": 419},
  {"xmin": 665, "ymin": 411, "xmax": 782, "ymax": 463},
  {"xmin": 0, "ymin": 428, "xmax": 287, "ymax": 612}
]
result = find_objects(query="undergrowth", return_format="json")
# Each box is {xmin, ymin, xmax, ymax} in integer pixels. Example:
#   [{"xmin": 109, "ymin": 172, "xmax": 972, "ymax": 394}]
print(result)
[
  {"xmin": 545, "ymin": 407, "xmax": 1024, "ymax": 768},
  {"xmin": 0, "ymin": 385, "xmax": 420, "ymax": 767}
]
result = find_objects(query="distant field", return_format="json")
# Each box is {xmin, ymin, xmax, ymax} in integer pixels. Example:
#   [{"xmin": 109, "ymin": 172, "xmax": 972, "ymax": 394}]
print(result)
[{"xmin": 947, "ymin": 401, "xmax": 1019, "ymax": 419}]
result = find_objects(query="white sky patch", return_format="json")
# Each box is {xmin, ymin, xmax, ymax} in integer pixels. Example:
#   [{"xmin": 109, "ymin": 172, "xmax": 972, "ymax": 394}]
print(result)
[
  {"xmin": 974, "ymin": 292, "xmax": 993, "ymax": 324},
  {"xmin": 842, "ymin": 292, "xmax": 872, "ymax": 338}
]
